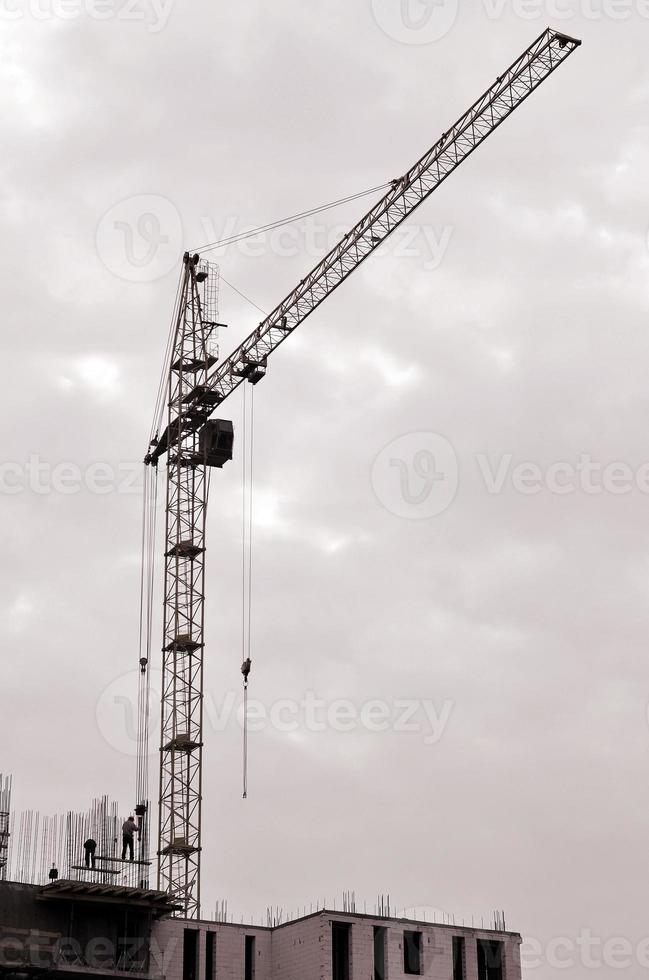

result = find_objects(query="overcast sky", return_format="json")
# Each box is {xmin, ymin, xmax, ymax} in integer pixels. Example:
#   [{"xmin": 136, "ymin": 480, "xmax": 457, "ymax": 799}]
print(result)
[{"xmin": 3, "ymin": 1, "xmax": 649, "ymax": 976}]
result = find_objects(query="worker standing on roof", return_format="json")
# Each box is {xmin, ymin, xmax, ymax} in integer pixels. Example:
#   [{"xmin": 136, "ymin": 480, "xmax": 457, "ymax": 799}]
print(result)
[
  {"xmin": 83, "ymin": 837, "xmax": 97, "ymax": 868},
  {"xmin": 121, "ymin": 816, "xmax": 139, "ymax": 862}
]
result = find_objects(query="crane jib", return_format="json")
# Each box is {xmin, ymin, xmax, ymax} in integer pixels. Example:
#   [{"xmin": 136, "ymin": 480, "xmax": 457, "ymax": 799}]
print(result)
[{"xmin": 146, "ymin": 28, "xmax": 580, "ymax": 470}]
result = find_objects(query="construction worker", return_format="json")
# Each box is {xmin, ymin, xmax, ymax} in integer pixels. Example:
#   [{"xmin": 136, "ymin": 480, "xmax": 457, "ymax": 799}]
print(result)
[
  {"xmin": 83, "ymin": 838, "xmax": 97, "ymax": 869},
  {"xmin": 121, "ymin": 816, "xmax": 139, "ymax": 862}
]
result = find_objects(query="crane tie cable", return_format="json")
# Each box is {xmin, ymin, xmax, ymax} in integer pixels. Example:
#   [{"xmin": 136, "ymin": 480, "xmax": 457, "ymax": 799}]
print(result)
[
  {"xmin": 150, "ymin": 268, "xmax": 183, "ymax": 447},
  {"xmin": 151, "ymin": 183, "xmax": 389, "ymax": 441},
  {"xmin": 191, "ymin": 182, "xmax": 390, "ymax": 256}
]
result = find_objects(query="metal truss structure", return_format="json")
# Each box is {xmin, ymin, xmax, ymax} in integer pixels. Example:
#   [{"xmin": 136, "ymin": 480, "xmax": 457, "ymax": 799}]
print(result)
[
  {"xmin": 155, "ymin": 261, "xmax": 223, "ymax": 919},
  {"xmin": 146, "ymin": 27, "xmax": 581, "ymax": 917}
]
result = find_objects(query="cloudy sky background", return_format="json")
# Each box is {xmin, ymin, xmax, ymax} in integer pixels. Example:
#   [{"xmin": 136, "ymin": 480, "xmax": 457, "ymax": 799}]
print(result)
[{"xmin": 3, "ymin": 1, "xmax": 649, "ymax": 976}]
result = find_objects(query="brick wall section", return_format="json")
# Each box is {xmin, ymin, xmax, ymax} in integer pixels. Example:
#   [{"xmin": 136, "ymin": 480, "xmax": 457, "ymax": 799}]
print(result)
[
  {"xmin": 152, "ymin": 910, "xmax": 521, "ymax": 980},
  {"xmin": 270, "ymin": 913, "xmax": 327, "ymax": 980},
  {"xmin": 503, "ymin": 932, "xmax": 521, "ymax": 980},
  {"xmin": 153, "ymin": 917, "xmax": 271, "ymax": 980},
  {"xmin": 321, "ymin": 913, "xmax": 521, "ymax": 980},
  {"xmin": 463, "ymin": 937, "xmax": 479, "ymax": 980}
]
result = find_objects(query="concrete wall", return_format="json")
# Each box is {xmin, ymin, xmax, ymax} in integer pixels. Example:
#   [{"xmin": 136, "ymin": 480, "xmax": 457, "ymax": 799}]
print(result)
[{"xmin": 0, "ymin": 881, "xmax": 155, "ymax": 976}]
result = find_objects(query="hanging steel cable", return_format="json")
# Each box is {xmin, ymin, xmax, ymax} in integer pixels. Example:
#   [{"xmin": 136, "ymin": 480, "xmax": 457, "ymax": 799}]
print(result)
[
  {"xmin": 135, "ymin": 467, "xmax": 150, "ymax": 809},
  {"xmin": 241, "ymin": 384, "xmax": 255, "ymax": 798},
  {"xmin": 135, "ymin": 458, "xmax": 159, "ymax": 864},
  {"xmin": 248, "ymin": 390, "xmax": 255, "ymax": 666}
]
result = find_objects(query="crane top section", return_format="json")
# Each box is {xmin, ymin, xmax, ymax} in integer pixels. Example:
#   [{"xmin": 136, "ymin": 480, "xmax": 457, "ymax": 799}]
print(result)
[{"xmin": 146, "ymin": 27, "xmax": 580, "ymax": 467}]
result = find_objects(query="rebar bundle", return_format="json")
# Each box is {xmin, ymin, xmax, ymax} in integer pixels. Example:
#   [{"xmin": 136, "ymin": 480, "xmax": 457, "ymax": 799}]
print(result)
[
  {"xmin": 0, "ymin": 773, "xmax": 11, "ymax": 880},
  {"xmin": 7, "ymin": 795, "xmax": 151, "ymax": 888}
]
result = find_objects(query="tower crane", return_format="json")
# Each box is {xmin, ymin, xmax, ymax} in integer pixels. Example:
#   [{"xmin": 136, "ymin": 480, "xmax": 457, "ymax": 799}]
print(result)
[{"xmin": 142, "ymin": 27, "xmax": 581, "ymax": 918}]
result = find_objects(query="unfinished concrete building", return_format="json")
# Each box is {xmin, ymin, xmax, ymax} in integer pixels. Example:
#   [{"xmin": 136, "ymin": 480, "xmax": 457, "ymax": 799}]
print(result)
[{"xmin": 0, "ymin": 879, "xmax": 520, "ymax": 980}]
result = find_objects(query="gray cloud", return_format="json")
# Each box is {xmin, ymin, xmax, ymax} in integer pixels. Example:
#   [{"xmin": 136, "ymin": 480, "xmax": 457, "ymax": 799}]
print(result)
[{"xmin": 3, "ymin": 5, "xmax": 649, "ymax": 976}]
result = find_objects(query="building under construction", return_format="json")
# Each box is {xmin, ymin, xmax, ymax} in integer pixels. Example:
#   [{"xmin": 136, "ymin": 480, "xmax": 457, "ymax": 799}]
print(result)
[
  {"xmin": 0, "ymin": 26, "xmax": 581, "ymax": 980},
  {"xmin": 1, "ymin": 877, "xmax": 520, "ymax": 980},
  {"xmin": 1, "ymin": 783, "xmax": 520, "ymax": 977}
]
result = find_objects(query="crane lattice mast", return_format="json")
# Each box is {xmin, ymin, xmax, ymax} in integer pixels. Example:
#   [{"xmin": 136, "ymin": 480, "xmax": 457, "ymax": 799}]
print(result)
[{"xmin": 145, "ymin": 27, "xmax": 581, "ymax": 918}]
